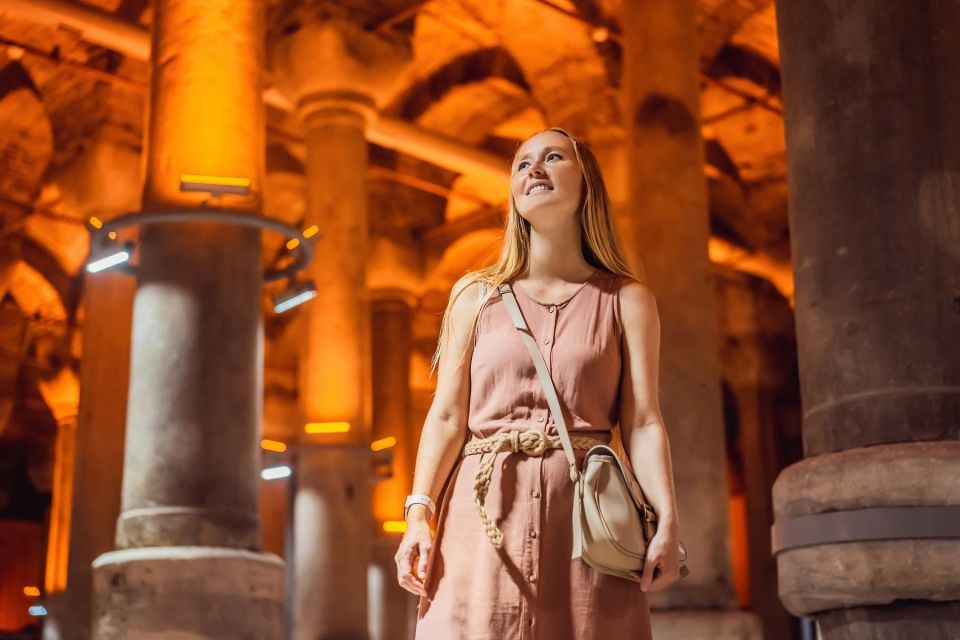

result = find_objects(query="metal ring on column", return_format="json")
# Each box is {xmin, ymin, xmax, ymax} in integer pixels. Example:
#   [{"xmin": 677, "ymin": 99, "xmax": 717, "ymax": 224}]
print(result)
[
  {"xmin": 87, "ymin": 209, "xmax": 316, "ymax": 282},
  {"xmin": 770, "ymin": 505, "xmax": 960, "ymax": 555}
]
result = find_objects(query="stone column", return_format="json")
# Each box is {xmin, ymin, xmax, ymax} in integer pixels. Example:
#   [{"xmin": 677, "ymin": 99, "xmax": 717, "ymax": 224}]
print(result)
[
  {"xmin": 42, "ymin": 272, "xmax": 133, "ymax": 640},
  {"xmin": 91, "ymin": 1, "xmax": 284, "ymax": 638},
  {"xmin": 773, "ymin": 2, "xmax": 960, "ymax": 637},
  {"xmin": 368, "ymin": 233, "xmax": 421, "ymax": 640},
  {"xmin": 270, "ymin": 19, "xmax": 411, "ymax": 640},
  {"xmin": 620, "ymin": 2, "xmax": 761, "ymax": 637},
  {"xmin": 37, "ymin": 367, "xmax": 80, "ymax": 595}
]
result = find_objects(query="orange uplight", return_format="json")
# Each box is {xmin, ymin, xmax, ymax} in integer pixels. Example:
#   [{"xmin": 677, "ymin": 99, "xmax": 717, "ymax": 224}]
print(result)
[
  {"xmin": 383, "ymin": 521, "xmax": 407, "ymax": 533},
  {"xmin": 286, "ymin": 238, "xmax": 300, "ymax": 250},
  {"xmin": 371, "ymin": 436, "xmax": 397, "ymax": 452},
  {"xmin": 107, "ymin": 231, "xmax": 118, "ymax": 240},
  {"xmin": 305, "ymin": 422, "xmax": 350, "ymax": 434},
  {"xmin": 303, "ymin": 225, "xmax": 319, "ymax": 238},
  {"xmin": 23, "ymin": 586, "xmax": 40, "ymax": 597},
  {"xmin": 179, "ymin": 174, "xmax": 252, "ymax": 189},
  {"xmin": 260, "ymin": 439, "xmax": 287, "ymax": 453},
  {"xmin": 88, "ymin": 216, "xmax": 104, "ymax": 229}
]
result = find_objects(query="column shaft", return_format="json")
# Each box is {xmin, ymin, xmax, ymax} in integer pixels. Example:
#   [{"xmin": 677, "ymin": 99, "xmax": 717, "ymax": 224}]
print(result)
[
  {"xmin": 773, "ymin": 1, "xmax": 960, "ymax": 634},
  {"xmin": 622, "ymin": 0, "xmax": 738, "ymax": 612},
  {"xmin": 92, "ymin": 0, "xmax": 284, "ymax": 637}
]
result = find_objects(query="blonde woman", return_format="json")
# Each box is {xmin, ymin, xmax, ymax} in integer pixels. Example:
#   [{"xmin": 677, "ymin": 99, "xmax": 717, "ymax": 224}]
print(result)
[{"xmin": 395, "ymin": 128, "xmax": 682, "ymax": 639}]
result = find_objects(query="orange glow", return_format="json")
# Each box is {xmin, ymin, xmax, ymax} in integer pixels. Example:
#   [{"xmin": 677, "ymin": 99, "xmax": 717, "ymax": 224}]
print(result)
[
  {"xmin": 728, "ymin": 493, "xmax": 751, "ymax": 607},
  {"xmin": 303, "ymin": 224, "xmax": 319, "ymax": 238},
  {"xmin": 371, "ymin": 436, "xmax": 397, "ymax": 451},
  {"xmin": 88, "ymin": 216, "xmax": 103, "ymax": 229},
  {"xmin": 260, "ymin": 439, "xmax": 287, "ymax": 452},
  {"xmin": 179, "ymin": 174, "xmax": 252, "ymax": 189},
  {"xmin": 305, "ymin": 421, "xmax": 350, "ymax": 434},
  {"xmin": 383, "ymin": 520, "xmax": 407, "ymax": 533},
  {"xmin": 23, "ymin": 586, "xmax": 40, "ymax": 597},
  {"xmin": 286, "ymin": 238, "xmax": 300, "ymax": 250},
  {"xmin": 107, "ymin": 231, "xmax": 118, "ymax": 240}
]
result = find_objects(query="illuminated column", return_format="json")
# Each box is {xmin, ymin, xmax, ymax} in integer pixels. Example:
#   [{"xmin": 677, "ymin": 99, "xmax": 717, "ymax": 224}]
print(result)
[
  {"xmin": 37, "ymin": 368, "xmax": 80, "ymax": 596},
  {"xmin": 270, "ymin": 19, "xmax": 411, "ymax": 639},
  {"xmin": 368, "ymin": 233, "xmax": 420, "ymax": 640},
  {"xmin": 90, "ymin": 1, "xmax": 284, "ymax": 638},
  {"xmin": 773, "ymin": 2, "xmax": 960, "ymax": 637},
  {"xmin": 620, "ymin": 2, "xmax": 761, "ymax": 637}
]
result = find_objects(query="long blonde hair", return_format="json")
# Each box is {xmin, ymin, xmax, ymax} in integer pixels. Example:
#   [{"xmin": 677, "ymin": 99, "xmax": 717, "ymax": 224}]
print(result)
[{"xmin": 430, "ymin": 127, "xmax": 643, "ymax": 377}]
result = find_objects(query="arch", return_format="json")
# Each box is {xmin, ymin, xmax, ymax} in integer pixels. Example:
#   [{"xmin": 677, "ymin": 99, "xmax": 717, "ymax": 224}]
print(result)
[{"xmin": 389, "ymin": 47, "xmax": 530, "ymax": 121}]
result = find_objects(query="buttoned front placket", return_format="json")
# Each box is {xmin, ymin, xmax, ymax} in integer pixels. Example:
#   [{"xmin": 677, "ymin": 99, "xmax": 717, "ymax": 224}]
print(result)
[{"xmin": 518, "ymin": 301, "xmax": 559, "ymax": 639}]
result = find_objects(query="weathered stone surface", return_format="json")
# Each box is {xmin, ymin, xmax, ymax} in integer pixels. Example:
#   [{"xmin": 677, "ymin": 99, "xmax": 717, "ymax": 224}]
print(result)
[
  {"xmin": 777, "ymin": 539, "xmax": 960, "ymax": 616},
  {"xmin": 772, "ymin": 441, "xmax": 960, "ymax": 518},
  {"xmin": 92, "ymin": 547, "xmax": 285, "ymax": 639}
]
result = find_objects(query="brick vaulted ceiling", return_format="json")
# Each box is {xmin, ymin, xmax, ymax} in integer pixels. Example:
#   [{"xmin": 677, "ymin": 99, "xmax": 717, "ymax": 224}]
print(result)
[{"xmin": 0, "ymin": 0, "xmax": 787, "ymax": 435}]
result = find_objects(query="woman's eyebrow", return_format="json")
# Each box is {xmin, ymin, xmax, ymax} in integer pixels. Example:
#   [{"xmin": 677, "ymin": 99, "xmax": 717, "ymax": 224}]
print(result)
[{"xmin": 515, "ymin": 145, "xmax": 565, "ymax": 161}]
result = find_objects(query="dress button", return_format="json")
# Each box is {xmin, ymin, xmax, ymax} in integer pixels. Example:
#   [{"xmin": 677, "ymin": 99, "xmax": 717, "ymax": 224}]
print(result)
[
  {"xmin": 529, "ymin": 530, "xmax": 538, "ymax": 538},
  {"xmin": 537, "ymin": 416, "xmax": 545, "ymax": 422},
  {"xmin": 531, "ymin": 489, "xmax": 541, "ymax": 498},
  {"xmin": 548, "ymin": 305, "xmax": 556, "ymax": 313},
  {"xmin": 544, "ymin": 338, "xmax": 551, "ymax": 345},
  {"xmin": 527, "ymin": 574, "xmax": 536, "ymax": 583}
]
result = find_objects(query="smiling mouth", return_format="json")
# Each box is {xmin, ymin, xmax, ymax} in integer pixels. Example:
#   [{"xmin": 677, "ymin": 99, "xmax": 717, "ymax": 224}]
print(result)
[{"xmin": 527, "ymin": 184, "xmax": 554, "ymax": 195}]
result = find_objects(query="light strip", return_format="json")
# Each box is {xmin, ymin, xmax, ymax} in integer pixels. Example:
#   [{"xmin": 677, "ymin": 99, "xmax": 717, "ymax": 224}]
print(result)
[
  {"xmin": 382, "ymin": 521, "xmax": 407, "ymax": 533},
  {"xmin": 86, "ymin": 250, "xmax": 130, "ymax": 273},
  {"xmin": 261, "ymin": 466, "xmax": 292, "ymax": 480},
  {"xmin": 260, "ymin": 439, "xmax": 287, "ymax": 453},
  {"xmin": 305, "ymin": 422, "xmax": 350, "ymax": 434},
  {"xmin": 273, "ymin": 289, "xmax": 317, "ymax": 314},
  {"xmin": 371, "ymin": 436, "xmax": 397, "ymax": 452}
]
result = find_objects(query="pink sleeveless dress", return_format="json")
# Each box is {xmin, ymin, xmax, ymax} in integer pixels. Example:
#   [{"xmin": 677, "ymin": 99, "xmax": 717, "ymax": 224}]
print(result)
[{"xmin": 415, "ymin": 269, "xmax": 653, "ymax": 640}]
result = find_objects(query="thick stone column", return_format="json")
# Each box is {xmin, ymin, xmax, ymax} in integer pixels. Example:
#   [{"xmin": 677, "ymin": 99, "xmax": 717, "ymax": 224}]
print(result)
[
  {"xmin": 42, "ymin": 272, "xmax": 132, "ymax": 640},
  {"xmin": 91, "ymin": 1, "xmax": 284, "ymax": 638},
  {"xmin": 368, "ymin": 233, "xmax": 421, "ymax": 640},
  {"xmin": 620, "ymin": 2, "xmax": 761, "ymax": 637},
  {"xmin": 270, "ymin": 19, "xmax": 411, "ymax": 640},
  {"xmin": 773, "ymin": 2, "xmax": 960, "ymax": 637}
]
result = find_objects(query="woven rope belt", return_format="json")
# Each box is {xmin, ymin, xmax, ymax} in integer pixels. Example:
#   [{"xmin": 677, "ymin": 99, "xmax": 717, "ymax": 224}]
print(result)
[{"xmin": 462, "ymin": 430, "xmax": 605, "ymax": 548}]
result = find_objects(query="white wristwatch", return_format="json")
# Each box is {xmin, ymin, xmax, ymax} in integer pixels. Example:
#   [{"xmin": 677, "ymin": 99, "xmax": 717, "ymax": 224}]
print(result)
[{"xmin": 404, "ymin": 494, "xmax": 437, "ymax": 520}]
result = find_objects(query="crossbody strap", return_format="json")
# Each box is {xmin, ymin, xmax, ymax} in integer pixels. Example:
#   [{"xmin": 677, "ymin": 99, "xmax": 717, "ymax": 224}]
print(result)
[{"xmin": 497, "ymin": 283, "xmax": 580, "ymax": 482}]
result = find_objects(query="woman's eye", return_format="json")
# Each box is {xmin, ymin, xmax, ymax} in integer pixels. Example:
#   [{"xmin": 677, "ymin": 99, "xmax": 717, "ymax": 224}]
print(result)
[
  {"xmin": 517, "ymin": 161, "xmax": 529, "ymax": 169},
  {"xmin": 547, "ymin": 152, "xmax": 561, "ymax": 160}
]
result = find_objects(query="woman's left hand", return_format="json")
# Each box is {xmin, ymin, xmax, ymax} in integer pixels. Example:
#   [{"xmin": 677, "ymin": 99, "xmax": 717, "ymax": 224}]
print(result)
[{"xmin": 638, "ymin": 527, "xmax": 682, "ymax": 592}]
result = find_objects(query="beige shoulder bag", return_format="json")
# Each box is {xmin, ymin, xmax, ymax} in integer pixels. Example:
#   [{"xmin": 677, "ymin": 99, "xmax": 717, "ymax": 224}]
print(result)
[{"xmin": 497, "ymin": 282, "xmax": 689, "ymax": 582}]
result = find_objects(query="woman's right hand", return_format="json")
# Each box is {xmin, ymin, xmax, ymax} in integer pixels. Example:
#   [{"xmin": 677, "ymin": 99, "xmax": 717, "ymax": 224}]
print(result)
[{"xmin": 395, "ymin": 510, "xmax": 434, "ymax": 596}]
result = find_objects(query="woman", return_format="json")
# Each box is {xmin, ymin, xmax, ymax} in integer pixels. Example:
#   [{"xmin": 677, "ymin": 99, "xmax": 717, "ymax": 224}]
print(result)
[{"xmin": 395, "ymin": 127, "xmax": 683, "ymax": 639}]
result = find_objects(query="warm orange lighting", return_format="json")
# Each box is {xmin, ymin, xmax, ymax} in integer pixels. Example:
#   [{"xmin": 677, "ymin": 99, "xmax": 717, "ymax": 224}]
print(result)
[
  {"xmin": 23, "ymin": 586, "xmax": 40, "ymax": 597},
  {"xmin": 260, "ymin": 439, "xmax": 287, "ymax": 453},
  {"xmin": 107, "ymin": 231, "xmax": 118, "ymax": 240},
  {"xmin": 88, "ymin": 216, "xmax": 104, "ymax": 229},
  {"xmin": 383, "ymin": 520, "xmax": 407, "ymax": 533},
  {"xmin": 286, "ymin": 238, "xmax": 300, "ymax": 250},
  {"xmin": 305, "ymin": 422, "xmax": 350, "ymax": 434},
  {"xmin": 371, "ymin": 436, "xmax": 397, "ymax": 452},
  {"xmin": 590, "ymin": 26, "xmax": 610, "ymax": 43},
  {"xmin": 303, "ymin": 225, "xmax": 319, "ymax": 238},
  {"xmin": 179, "ymin": 174, "xmax": 252, "ymax": 189}
]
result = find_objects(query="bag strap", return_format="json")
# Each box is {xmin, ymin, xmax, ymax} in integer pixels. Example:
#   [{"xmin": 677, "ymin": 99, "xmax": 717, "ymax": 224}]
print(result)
[{"xmin": 497, "ymin": 283, "xmax": 580, "ymax": 482}]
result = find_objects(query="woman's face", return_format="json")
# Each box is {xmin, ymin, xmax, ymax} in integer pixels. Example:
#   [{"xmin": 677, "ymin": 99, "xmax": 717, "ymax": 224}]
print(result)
[{"xmin": 510, "ymin": 131, "xmax": 583, "ymax": 228}]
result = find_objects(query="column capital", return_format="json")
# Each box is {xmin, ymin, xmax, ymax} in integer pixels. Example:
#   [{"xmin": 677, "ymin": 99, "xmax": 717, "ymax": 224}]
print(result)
[
  {"xmin": 269, "ymin": 18, "xmax": 412, "ymax": 128},
  {"xmin": 38, "ymin": 367, "xmax": 80, "ymax": 427}
]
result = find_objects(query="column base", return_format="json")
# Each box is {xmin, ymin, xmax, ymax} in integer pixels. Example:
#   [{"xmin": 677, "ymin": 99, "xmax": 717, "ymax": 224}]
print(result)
[
  {"xmin": 651, "ymin": 608, "xmax": 762, "ymax": 640},
  {"xmin": 817, "ymin": 600, "xmax": 960, "ymax": 640},
  {"xmin": 92, "ymin": 546, "xmax": 285, "ymax": 639}
]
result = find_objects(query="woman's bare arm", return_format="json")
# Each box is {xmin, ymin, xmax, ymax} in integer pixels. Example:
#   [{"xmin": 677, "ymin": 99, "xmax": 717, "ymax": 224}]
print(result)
[
  {"xmin": 617, "ymin": 280, "xmax": 682, "ymax": 590},
  {"xmin": 396, "ymin": 277, "xmax": 480, "ymax": 594}
]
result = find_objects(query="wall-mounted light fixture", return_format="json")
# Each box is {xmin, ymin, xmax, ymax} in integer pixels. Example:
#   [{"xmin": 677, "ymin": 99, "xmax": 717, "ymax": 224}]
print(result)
[{"xmin": 84, "ymin": 184, "xmax": 319, "ymax": 314}]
